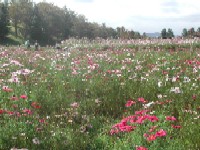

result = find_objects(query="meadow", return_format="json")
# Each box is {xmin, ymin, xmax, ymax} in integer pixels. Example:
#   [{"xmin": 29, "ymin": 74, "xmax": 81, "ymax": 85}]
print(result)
[{"xmin": 0, "ymin": 39, "xmax": 200, "ymax": 150}]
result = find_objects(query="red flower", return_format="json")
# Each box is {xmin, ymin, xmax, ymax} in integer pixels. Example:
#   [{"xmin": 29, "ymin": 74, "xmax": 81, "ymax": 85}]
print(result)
[
  {"xmin": 136, "ymin": 116, "xmax": 147, "ymax": 124},
  {"xmin": 119, "ymin": 125, "xmax": 135, "ymax": 132},
  {"xmin": 10, "ymin": 95, "xmax": 19, "ymax": 101},
  {"xmin": 0, "ymin": 109, "xmax": 5, "ymax": 114},
  {"xmin": 156, "ymin": 129, "xmax": 167, "ymax": 137},
  {"xmin": 166, "ymin": 116, "xmax": 176, "ymax": 121},
  {"xmin": 146, "ymin": 115, "xmax": 159, "ymax": 122},
  {"xmin": 20, "ymin": 94, "xmax": 28, "ymax": 99},
  {"xmin": 149, "ymin": 126, "xmax": 157, "ymax": 132},
  {"xmin": 110, "ymin": 118, "xmax": 136, "ymax": 135},
  {"xmin": 192, "ymin": 94, "xmax": 196, "ymax": 100},
  {"xmin": 138, "ymin": 97, "xmax": 147, "ymax": 103},
  {"xmin": 172, "ymin": 124, "xmax": 181, "ymax": 129},
  {"xmin": 39, "ymin": 119, "xmax": 48, "ymax": 125},
  {"xmin": 22, "ymin": 109, "xmax": 32, "ymax": 115},
  {"xmin": 135, "ymin": 110, "xmax": 148, "ymax": 115},
  {"xmin": 147, "ymin": 134, "xmax": 157, "ymax": 141},
  {"xmin": 136, "ymin": 146, "xmax": 148, "ymax": 150},
  {"xmin": 125, "ymin": 100, "xmax": 136, "ymax": 107},
  {"xmin": 7, "ymin": 111, "xmax": 14, "ymax": 115},
  {"xmin": 31, "ymin": 102, "xmax": 41, "ymax": 109}
]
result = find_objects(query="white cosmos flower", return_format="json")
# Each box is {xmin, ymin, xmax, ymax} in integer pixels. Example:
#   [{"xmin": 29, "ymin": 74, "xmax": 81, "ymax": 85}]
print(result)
[
  {"xmin": 158, "ymin": 81, "xmax": 162, "ymax": 87},
  {"xmin": 143, "ymin": 102, "xmax": 155, "ymax": 108}
]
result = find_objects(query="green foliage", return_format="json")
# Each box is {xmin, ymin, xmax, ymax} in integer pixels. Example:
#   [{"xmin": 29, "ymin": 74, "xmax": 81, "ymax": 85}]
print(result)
[
  {"xmin": 161, "ymin": 28, "xmax": 174, "ymax": 39},
  {"xmin": 3, "ymin": 1, "xmax": 144, "ymax": 45},
  {"xmin": 0, "ymin": 2, "xmax": 9, "ymax": 40}
]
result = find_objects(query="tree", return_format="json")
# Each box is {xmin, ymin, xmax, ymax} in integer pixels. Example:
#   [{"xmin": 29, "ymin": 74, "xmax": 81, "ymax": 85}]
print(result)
[
  {"xmin": 9, "ymin": 0, "xmax": 21, "ymax": 37},
  {"xmin": 29, "ymin": 5, "xmax": 43, "ymax": 42},
  {"xmin": 182, "ymin": 28, "xmax": 188, "ymax": 37},
  {"xmin": 188, "ymin": 27, "xmax": 195, "ymax": 38},
  {"xmin": 62, "ymin": 7, "xmax": 74, "ymax": 39},
  {"xmin": 161, "ymin": 28, "xmax": 167, "ymax": 39},
  {"xmin": 197, "ymin": 27, "xmax": 200, "ymax": 33},
  {"xmin": 18, "ymin": 0, "xmax": 34, "ymax": 39},
  {"xmin": 129, "ymin": 30, "xmax": 135, "ymax": 39},
  {"xmin": 196, "ymin": 27, "xmax": 200, "ymax": 37},
  {"xmin": 142, "ymin": 32, "xmax": 147, "ymax": 39},
  {"xmin": 0, "ymin": 2, "xmax": 9, "ymax": 40},
  {"xmin": 37, "ymin": 2, "xmax": 66, "ymax": 44},
  {"xmin": 167, "ymin": 28, "xmax": 174, "ymax": 39}
]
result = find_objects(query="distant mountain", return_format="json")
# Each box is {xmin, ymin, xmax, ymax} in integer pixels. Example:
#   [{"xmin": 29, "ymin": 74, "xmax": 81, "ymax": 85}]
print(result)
[{"xmin": 146, "ymin": 32, "xmax": 161, "ymax": 38}]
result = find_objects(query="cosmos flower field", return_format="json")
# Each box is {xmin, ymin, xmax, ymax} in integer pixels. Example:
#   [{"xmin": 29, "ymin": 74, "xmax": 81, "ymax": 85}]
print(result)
[{"xmin": 0, "ymin": 39, "xmax": 200, "ymax": 150}]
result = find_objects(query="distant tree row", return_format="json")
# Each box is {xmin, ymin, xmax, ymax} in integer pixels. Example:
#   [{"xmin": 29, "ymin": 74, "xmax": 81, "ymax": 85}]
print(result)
[
  {"xmin": 161, "ymin": 28, "xmax": 174, "ymax": 39},
  {"xmin": 0, "ymin": 0, "xmax": 143, "ymax": 45},
  {"xmin": 182, "ymin": 27, "xmax": 200, "ymax": 38}
]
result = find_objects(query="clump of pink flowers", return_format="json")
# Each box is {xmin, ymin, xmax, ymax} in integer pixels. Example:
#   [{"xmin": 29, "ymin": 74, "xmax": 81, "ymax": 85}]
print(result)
[{"xmin": 110, "ymin": 97, "xmax": 181, "ymax": 148}]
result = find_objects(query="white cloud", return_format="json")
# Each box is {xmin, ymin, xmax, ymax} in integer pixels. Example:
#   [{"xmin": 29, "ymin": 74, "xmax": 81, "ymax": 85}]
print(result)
[{"xmin": 33, "ymin": 0, "xmax": 200, "ymax": 35}]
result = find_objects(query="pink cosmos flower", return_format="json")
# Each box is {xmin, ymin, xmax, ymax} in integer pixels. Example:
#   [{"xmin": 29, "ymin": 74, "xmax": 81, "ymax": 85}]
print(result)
[
  {"xmin": 70, "ymin": 102, "xmax": 79, "ymax": 108},
  {"xmin": 147, "ymin": 134, "xmax": 157, "ymax": 141},
  {"xmin": 172, "ymin": 124, "xmax": 181, "ymax": 129},
  {"xmin": 192, "ymin": 94, "xmax": 196, "ymax": 100},
  {"xmin": 149, "ymin": 126, "xmax": 157, "ymax": 132},
  {"xmin": 146, "ymin": 115, "xmax": 159, "ymax": 122},
  {"xmin": 22, "ymin": 109, "xmax": 32, "ymax": 115},
  {"xmin": 135, "ymin": 110, "xmax": 148, "ymax": 115},
  {"xmin": 7, "ymin": 111, "xmax": 14, "ymax": 115},
  {"xmin": 136, "ymin": 146, "xmax": 148, "ymax": 150},
  {"xmin": 126, "ymin": 115, "xmax": 137, "ymax": 123},
  {"xmin": 110, "ymin": 119, "xmax": 136, "ymax": 135},
  {"xmin": 39, "ymin": 119, "xmax": 47, "ymax": 124},
  {"xmin": 118, "ymin": 125, "xmax": 135, "ymax": 132},
  {"xmin": 10, "ymin": 96, "xmax": 19, "ymax": 101},
  {"xmin": 125, "ymin": 100, "xmax": 136, "ymax": 107},
  {"xmin": 166, "ymin": 116, "xmax": 176, "ymax": 121},
  {"xmin": 156, "ymin": 129, "xmax": 167, "ymax": 137},
  {"xmin": 136, "ymin": 116, "xmax": 147, "ymax": 124},
  {"xmin": 2, "ymin": 86, "xmax": 13, "ymax": 92},
  {"xmin": 0, "ymin": 109, "xmax": 5, "ymax": 114},
  {"xmin": 31, "ymin": 102, "xmax": 41, "ymax": 109},
  {"xmin": 138, "ymin": 97, "xmax": 147, "ymax": 103},
  {"xmin": 20, "ymin": 95, "xmax": 28, "ymax": 99}
]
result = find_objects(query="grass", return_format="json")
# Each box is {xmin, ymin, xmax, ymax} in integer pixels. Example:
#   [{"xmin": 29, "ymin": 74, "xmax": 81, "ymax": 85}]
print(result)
[{"xmin": 0, "ymin": 43, "xmax": 200, "ymax": 150}]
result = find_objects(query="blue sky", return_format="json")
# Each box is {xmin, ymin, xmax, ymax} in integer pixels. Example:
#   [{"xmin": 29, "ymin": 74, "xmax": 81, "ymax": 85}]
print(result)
[{"xmin": 34, "ymin": 0, "xmax": 200, "ymax": 35}]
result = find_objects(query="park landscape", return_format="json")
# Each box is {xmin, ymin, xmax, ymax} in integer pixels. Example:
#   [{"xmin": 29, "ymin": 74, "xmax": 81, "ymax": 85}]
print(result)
[
  {"xmin": 0, "ymin": 38, "xmax": 200, "ymax": 150},
  {"xmin": 1, "ymin": 0, "xmax": 200, "ymax": 150}
]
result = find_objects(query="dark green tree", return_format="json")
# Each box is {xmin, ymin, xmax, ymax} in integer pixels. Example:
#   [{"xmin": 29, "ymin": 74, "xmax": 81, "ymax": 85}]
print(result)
[
  {"xmin": 167, "ymin": 28, "xmax": 174, "ymax": 39},
  {"xmin": 188, "ymin": 27, "xmax": 195, "ymax": 38},
  {"xmin": 9, "ymin": 0, "xmax": 21, "ymax": 37},
  {"xmin": 18, "ymin": 0, "xmax": 34, "ymax": 39},
  {"xmin": 0, "ymin": 2, "xmax": 9, "ymax": 40},
  {"xmin": 161, "ymin": 28, "xmax": 167, "ymax": 39},
  {"xmin": 37, "ymin": 2, "xmax": 66, "ymax": 44},
  {"xmin": 182, "ymin": 28, "xmax": 188, "ymax": 37},
  {"xmin": 63, "ymin": 7, "xmax": 74, "ymax": 39},
  {"xmin": 196, "ymin": 27, "xmax": 200, "ymax": 37},
  {"xmin": 29, "ymin": 5, "xmax": 43, "ymax": 43},
  {"xmin": 197, "ymin": 27, "xmax": 200, "ymax": 33}
]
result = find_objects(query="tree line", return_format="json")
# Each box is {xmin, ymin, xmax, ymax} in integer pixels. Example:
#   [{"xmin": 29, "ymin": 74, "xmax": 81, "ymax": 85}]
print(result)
[
  {"xmin": 182, "ymin": 27, "xmax": 200, "ymax": 38},
  {"xmin": 0, "ymin": 0, "xmax": 143, "ymax": 45}
]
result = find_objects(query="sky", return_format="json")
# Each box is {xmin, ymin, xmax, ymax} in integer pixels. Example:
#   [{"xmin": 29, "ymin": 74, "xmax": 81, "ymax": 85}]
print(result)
[{"xmin": 34, "ymin": 0, "xmax": 200, "ymax": 35}]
